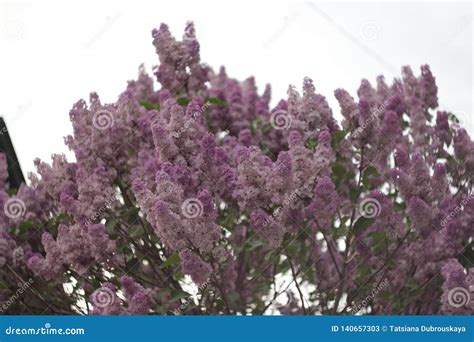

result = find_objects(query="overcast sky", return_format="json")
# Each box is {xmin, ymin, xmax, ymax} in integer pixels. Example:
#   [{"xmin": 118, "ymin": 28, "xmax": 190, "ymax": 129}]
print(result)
[{"xmin": 0, "ymin": 0, "xmax": 472, "ymax": 175}]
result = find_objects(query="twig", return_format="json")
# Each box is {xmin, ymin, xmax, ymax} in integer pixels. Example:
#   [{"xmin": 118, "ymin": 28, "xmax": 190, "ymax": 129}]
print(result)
[{"xmin": 285, "ymin": 249, "xmax": 307, "ymax": 315}]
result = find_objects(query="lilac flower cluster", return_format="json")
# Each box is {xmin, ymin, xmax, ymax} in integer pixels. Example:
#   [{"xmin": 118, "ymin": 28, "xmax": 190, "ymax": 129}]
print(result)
[{"xmin": 0, "ymin": 22, "xmax": 472, "ymax": 315}]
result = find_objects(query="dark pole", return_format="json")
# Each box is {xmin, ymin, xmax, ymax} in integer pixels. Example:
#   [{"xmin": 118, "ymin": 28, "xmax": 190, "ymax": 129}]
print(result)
[{"xmin": 0, "ymin": 117, "xmax": 25, "ymax": 190}]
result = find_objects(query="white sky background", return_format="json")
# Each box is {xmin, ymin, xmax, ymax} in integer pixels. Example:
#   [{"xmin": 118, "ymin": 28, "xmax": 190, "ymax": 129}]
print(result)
[{"xmin": 0, "ymin": 0, "xmax": 472, "ymax": 176}]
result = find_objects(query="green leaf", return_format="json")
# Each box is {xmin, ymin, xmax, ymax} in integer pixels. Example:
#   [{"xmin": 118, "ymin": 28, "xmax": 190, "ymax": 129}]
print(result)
[
  {"xmin": 370, "ymin": 231, "xmax": 388, "ymax": 254},
  {"xmin": 130, "ymin": 225, "xmax": 145, "ymax": 239},
  {"xmin": 332, "ymin": 226, "xmax": 348, "ymax": 239},
  {"xmin": 139, "ymin": 100, "xmax": 160, "ymax": 112},
  {"xmin": 364, "ymin": 165, "xmax": 380, "ymax": 178},
  {"xmin": 331, "ymin": 130, "xmax": 347, "ymax": 149},
  {"xmin": 349, "ymin": 187, "xmax": 362, "ymax": 203},
  {"xmin": 227, "ymin": 291, "xmax": 240, "ymax": 303},
  {"xmin": 12, "ymin": 220, "xmax": 39, "ymax": 239},
  {"xmin": 124, "ymin": 207, "xmax": 140, "ymax": 221},
  {"xmin": 305, "ymin": 137, "xmax": 318, "ymax": 151},
  {"xmin": 261, "ymin": 123, "xmax": 273, "ymax": 134},
  {"xmin": 251, "ymin": 117, "xmax": 263, "ymax": 130},
  {"xmin": 176, "ymin": 97, "xmax": 190, "ymax": 106},
  {"xmin": 362, "ymin": 165, "xmax": 380, "ymax": 189},
  {"xmin": 105, "ymin": 218, "xmax": 117, "ymax": 235},
  {"xmin": 247, "ymin": 240, "xmax": 267, "ymax": 251},
  {"xmin": 125, "ymin": 257, "xmax": 141, "ymax": 270},
  {"xmin": 332, "ymin": 163, "xmax": 346, "ymax": 178},
  {"xmin": 205, "ymin": 96, "xmax": 226, "ymax": 106},
  {"xmin": 174, "ymin": 271, "xmax": 185, "ymax": 280},
  {"xmin": 260, "ymin": 145, "xmax": 275, "ymax": 158},
  {"xmin": 139, "ymin": 100, "xmax": 154, "ymax": 110},
  {"xmin": 356, "ymin": 264, "xmax": 371, "ymax": 279},
  {"xmin": 394, "ymin": 201, "xmax": 406, "ymax": 211},
  {"xmin": 331, "ymin": 162, "xmax": 347, "ymax": 187},
  {"xmin": 170, "ymin": 290, "xmax": 191, "ymax": 301},
  {"xmin": 160, "ymin": 253, "xmax": 181, "ymax": 269},
  {"xmin": 405, "ymin": 277, "xmax": 418, "ymax": 290},
  {"xmin": 353, "ymin": 217, "xmax": 375, "ymax": 235}
]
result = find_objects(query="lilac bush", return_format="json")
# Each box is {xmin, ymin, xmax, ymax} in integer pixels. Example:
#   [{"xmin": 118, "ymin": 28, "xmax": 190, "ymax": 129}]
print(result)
[{"xmin": 0, "ymin": 22, "xmax": 472, "ymax": 315}]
